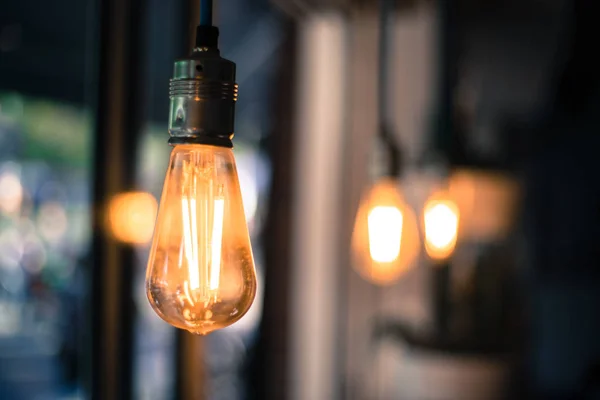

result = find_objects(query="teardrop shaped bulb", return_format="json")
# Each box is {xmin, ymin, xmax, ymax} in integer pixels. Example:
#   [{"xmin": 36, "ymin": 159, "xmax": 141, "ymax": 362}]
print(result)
[{"xmin": 146, "ymin": 144, "xmax": 257, "ymax": 335}]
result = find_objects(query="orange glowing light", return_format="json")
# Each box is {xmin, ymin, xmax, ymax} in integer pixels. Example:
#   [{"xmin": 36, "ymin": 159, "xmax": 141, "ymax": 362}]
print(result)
[
  {"xmin": 107, "ymin": 191, "xmax": 158, "ymax": 245},
  {"xmin": 352, "ymin": 178, "xmax": 420, "ymax": 285},
  {"xmin": 423, "ymin": 194, "xmax": 459, "ymax": 260},
  {"xmin": 449, "ymin": 169, "xmax": 519, "ymax": 241}
]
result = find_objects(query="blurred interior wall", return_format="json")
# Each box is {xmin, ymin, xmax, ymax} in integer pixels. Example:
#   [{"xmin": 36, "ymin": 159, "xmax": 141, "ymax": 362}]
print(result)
[
  {"xmin": 340, "ymin": 6, "xmax": 381, "ymax": 400},
  {"xmin": 289, "ymin": 12, "xmax": 347, "ymax": 400},
  {"xmin": 285, "ymin": 4, "xmax": 439, "ymax": 399},
  {"xmin": 340, "ymin": 3, "xmax": 439, "ymax": 399},
  {"xmin": 389, "ymin": 3, "xmax": 436, "ymax": 165}
]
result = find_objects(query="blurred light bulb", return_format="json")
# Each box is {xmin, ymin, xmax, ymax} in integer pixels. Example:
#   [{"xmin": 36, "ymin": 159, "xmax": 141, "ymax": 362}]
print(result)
[
  {"xmin": 107, "ymin": 191, "xmax": 157, "ymax": 245},
  {"xmin": 352, "ymin": 179, "xmax": 420, "ymax": 285},
  {"xmin": 146, "ymin": 144, "xmax": 257, "ymax": 335},
  {"xmin": 423, "ymin": 194, "xmax": 459, "ymax": 260},
  {"xmin": 368, "ymin": 206, "xmax": 403, "ymax": 263}
]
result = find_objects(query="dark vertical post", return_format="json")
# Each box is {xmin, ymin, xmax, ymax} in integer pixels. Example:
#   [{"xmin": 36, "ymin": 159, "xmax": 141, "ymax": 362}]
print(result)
[
  {"xmin": 175, "ymin": 332, "xmax": 206, "ymax": 400},
  {"xmin": 90, "ymin": 0, "xmax": 147, "ymax": 398},
  {"xmin": 434, "ymin": 0, "xmax": 457, "ymax": 157},
  {"xmin": 246, "ymin": 19, "xmax": 298, "ymax": 400},
  {"xmin": 433, "ymin": 262, "xmax": 451, "ymax": 338}
]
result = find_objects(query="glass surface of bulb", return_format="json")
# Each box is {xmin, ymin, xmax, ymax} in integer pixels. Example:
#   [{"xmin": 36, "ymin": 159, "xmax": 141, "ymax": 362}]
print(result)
[
  {"xmin": 423, "ymin": 193, "xmax": 460, "ymax": 260},
  {"xmin": 351, "ymin": 179, "xmax": 420, "ymax": 285},
  {"xmin": 146, "ymin": 144, "xmax": 257, "ymax": 335}
]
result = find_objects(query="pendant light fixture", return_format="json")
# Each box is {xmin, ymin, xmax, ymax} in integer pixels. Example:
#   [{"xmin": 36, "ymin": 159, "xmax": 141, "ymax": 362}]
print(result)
[
  {"xmin": 145, "ymin": 0, "xmax": 258, "ymax": 335},
  {"xmin": 351, "ymin": 0, "xmax": 420, "ymax": 285},
  {"xmin": 421, "ymin": 0, "xmax": 460, "ymax": 266}
]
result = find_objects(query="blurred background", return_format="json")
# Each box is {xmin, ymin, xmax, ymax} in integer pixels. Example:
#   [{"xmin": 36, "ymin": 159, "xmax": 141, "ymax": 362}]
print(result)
[{"xmin": 1, "ymin": 0, "xmax": 600, "ymax": 399}]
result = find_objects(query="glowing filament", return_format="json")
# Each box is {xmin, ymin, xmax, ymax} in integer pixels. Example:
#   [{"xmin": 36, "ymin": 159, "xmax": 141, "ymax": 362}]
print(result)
[
  {"xmin": 181, "ymin": 195, "xmax": 224, "ymax": 295},
  {"xmin": 181, "ymin": 197, "xmax": 200, "ymax": 290},
  {"xmin": 210, "ymin": 198, "xmax": 224, "ymax": 290},
  {"xmin": 368, "ymin": 206, "xmax": 403, "ymax": 263}
]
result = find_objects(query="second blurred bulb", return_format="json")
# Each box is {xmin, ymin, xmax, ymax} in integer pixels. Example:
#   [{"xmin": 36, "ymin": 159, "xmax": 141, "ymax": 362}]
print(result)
[{"xmin": 423, "ymin": 191, "xmax": 460, "ymax": 261}]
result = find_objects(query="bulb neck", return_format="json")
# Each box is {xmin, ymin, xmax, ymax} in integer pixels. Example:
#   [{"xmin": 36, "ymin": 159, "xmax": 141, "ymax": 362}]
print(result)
[{"xmin": 168, "ymin": 28, "xmax": 237, "ymax": 148}]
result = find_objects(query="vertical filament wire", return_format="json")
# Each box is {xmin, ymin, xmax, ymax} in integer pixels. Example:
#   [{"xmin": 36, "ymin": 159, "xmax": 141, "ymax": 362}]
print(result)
[{"xmin": 180, "ymin": 148, "xmax": 225, "ymax": 303}]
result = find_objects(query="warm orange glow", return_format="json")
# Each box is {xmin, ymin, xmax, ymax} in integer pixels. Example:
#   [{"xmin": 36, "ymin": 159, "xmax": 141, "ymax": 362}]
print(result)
[
  {"xmin": 449, "ymin": 169, "xmax": 519, "ymax": 241},
  {"xmin": 368, "ymin": 206, "xmax": 403, "ymax": 263},
  {"xmin": 423, "ymin": 195, "xmax": 459, "ymax": 260},
  {"xmin": 107, "ymin": 192, "xmax": 158, "ymax": 245},
  {"xmin": 146, "ymin": 144, "xmax": 257, "ymax": 335},
  {"xmin": 352, "ymin": 179, "xmax": 420, "ymax": 285}
]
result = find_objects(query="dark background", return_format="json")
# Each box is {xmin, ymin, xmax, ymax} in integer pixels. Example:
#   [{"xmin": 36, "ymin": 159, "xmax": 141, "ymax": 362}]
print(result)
[{"xmin": 1, "ymin": 0, "xmax": 600, "ymax": 399}]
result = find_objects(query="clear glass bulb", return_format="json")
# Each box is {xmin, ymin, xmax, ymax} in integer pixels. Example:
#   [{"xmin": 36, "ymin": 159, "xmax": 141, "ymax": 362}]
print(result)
[{"xmin": 146, "ymin": 144, "xmax": 257, "ymax": 335}]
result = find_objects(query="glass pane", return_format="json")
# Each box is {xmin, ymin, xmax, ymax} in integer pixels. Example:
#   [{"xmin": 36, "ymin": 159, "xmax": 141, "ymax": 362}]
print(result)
[
  {"xmin": 0, "ymin": 6, "xmax": 93, "ymax": 399},
  {"xmin": 0, "ymin": 1, "xmax": 94, "ymax": 398}
]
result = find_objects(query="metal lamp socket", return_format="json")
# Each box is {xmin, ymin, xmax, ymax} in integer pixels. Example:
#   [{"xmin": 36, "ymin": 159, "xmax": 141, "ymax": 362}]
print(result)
[{"xmin": 168, "ymin": 47, "xmax": 238, "ymax": 148}]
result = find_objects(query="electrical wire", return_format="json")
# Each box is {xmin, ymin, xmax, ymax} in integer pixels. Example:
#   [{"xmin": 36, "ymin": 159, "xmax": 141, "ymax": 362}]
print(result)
[
  {"xmin": 200, "ymin": 0, "xmax": 213, "ymax": 26},
  {"xmin": 378, "ymin": 0, "xmax": 402, "ymax": 177},
  {"xmin": 433, "ymin": 0, "xmax": 456, "ymax": 163}
]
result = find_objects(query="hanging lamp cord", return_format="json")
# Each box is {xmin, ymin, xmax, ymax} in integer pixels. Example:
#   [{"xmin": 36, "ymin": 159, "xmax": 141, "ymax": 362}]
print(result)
[
  {"xmin": 200, "ymin": 0, "xmax": 213, "ymax": 26},
  {"xmin": 432, "ymin": 0, "xmax": 456, "ymax": 164},
  {"xmin": 378, "ymin": 0, "xmax": 402, "ymax": 178},
  {"xmin": 195, "ymin": 0, "xmax": 218, "ymax": 49}
]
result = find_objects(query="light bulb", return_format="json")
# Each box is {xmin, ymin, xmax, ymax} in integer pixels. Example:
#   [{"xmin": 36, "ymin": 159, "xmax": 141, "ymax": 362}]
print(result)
[
  {"xmin": 147, "ymin": 24, "xmax": 258, "ymax": 334},
  {"xmin": 423, "ymin": 193, "xmax": 459, "ymax": 261},
  {"xmin": 107, "ymin": 191, "xmax": 157, "ymax": 245},
  {"xmin": 368, "ymin": 206, "xmax": 403, "ymax": 263},
  {"xmin": 351, "ymin": 179, "xmax": 420, "ymax": 285},
  {"xmin": 146, "ymin": 144, "xmax": 257, "ymax": 335}
]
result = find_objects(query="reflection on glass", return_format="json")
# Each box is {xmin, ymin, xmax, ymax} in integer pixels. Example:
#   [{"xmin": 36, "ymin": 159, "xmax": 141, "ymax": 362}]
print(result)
[
  {"xmin": 0, "ymin": 171, "xmax": 23, "ymax": 214},
  {"xmin": 238, "ymin": 167, "xmax": 258, "ymax": 224},
  {"xmin": 146, "ymin": 144, "xmax": 257, "ymax": 335},
  {"xmin": 0, "ymin": 92, "xmax": 92, "ymax": 398},
  {"xmin": 37, "ymin": 202, "xmax": 68, "ymax": 243}
]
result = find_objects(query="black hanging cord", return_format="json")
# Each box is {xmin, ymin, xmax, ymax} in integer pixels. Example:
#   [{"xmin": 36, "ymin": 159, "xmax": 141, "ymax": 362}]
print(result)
[
  {"xmin": 200, "ymin": 0, "xmax": 213, "ymax": 26},
  {"xmin": 431, "ymin": 0, "xmax": 457, "ymax": 166},
  {"xmin": 378, "ymin": 0, "xmax": 402, "ymax": 178},
  {"xmin": 195, "ymin": 0, "xmax": 219, "ymax": 49}
]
